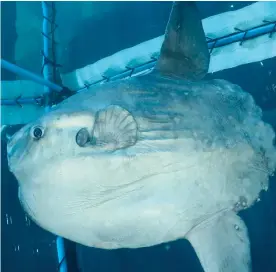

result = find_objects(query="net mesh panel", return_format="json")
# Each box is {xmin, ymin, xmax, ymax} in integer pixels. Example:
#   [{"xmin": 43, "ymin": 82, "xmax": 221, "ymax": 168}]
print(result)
[{"xmin": 8, "ymin": 2, "xmax": 254, "ymax": 79}]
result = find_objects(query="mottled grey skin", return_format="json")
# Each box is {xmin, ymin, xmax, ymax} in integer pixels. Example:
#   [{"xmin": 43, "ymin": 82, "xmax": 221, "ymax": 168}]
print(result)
[
  {"xmin": 7, "ymin": 2, "xmax": 276, "ymax": 272},
  {"xmin": 155, "ymin": 1, "xmax": 210, "ymax": 80}
]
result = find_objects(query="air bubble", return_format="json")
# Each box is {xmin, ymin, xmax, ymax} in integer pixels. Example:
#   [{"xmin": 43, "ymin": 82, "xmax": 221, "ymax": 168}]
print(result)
[{"xmin": 164, "ymin": 244, "xmax": 171, "ymax": 251}]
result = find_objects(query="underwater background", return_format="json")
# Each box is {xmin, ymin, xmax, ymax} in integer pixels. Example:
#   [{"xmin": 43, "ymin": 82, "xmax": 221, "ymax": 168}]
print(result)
[{"xmin": 1, "ymin": 1, "xmax": 276, "ymax": 271}]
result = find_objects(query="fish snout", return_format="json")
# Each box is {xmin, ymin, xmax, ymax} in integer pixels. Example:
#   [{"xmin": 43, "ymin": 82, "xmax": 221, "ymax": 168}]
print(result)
[
  {"xmin": 6, "ymin": 125, "xmax": 30, "ymax": 169},
  {"xmin": 7, "ymin": 130, "xmax": 21, "ymax": 157}
]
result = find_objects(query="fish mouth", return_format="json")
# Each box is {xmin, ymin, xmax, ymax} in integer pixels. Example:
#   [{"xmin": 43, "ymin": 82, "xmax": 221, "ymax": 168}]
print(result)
[
  {"xmin": 7, "ymin": 151, "xmax": 25, "ymax": 174},
  {"xmin": 6, "ymin": 125, "xmax": 30, "ymax": 173}
]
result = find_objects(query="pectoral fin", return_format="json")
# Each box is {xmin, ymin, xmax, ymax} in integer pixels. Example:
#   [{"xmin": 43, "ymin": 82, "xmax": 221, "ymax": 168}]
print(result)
[
  {"xmin": 186, "ymin": 211, "xmax": 251, "ymax": 272},
  {"xmin": 92, "ymin": 105, "xmax": 138, "ymax": 151}
]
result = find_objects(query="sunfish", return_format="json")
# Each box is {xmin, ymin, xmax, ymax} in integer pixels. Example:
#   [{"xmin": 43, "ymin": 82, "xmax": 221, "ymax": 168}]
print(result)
[{"xmin": 7, "ymin": 2, "xmax": 276, "ymax": 272}]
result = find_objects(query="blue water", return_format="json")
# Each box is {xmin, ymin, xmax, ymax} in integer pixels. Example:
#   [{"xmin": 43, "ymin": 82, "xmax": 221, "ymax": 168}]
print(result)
[{"xmin": 1, "ymin": 1, "xmax": 276, "ymax": 272}]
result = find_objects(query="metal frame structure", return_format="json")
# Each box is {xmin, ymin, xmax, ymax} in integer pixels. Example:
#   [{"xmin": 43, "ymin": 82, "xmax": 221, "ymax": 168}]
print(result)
[
  {"xmin": 1, "ymin": 19, "xmax": 275, "ymax": 106},
  {"xmin": 42, "ymin": 3, "xmax": 68, "ymax": 271},
  {"xmin": 0, "ymin": 2, "xmax": 275, "ymax": 272},
  {"xmin": 1, "ymin": 2, "xmax": 76, "ymax": 272}
]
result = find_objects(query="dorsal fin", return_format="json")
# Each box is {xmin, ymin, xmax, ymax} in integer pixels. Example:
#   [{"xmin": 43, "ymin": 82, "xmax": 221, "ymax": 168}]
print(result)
[{"xmin": 155, "ymin": 2, "xmax": 210, "ymax": 80}]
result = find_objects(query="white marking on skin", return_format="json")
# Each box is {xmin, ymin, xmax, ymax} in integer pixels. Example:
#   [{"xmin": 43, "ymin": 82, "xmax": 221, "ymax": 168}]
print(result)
[{"xmin": 52, "ymin": 114, "xmax": 94, "ymax": 129}]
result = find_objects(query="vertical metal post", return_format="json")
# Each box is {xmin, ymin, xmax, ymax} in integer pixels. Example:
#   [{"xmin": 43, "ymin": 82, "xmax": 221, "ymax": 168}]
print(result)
[
  {"xmin": 41, "ymin": 2, "xmax": 67, "ymax": 271},
  {"xmin": 42, "ymin": 1, "xmax": 51, "ymax": 112}
]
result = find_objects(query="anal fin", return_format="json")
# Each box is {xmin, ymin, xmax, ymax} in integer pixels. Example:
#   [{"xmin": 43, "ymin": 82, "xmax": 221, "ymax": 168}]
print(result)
[{"xmin": 186, "ymin": 211, "xmax": 251, "ymax": 272}]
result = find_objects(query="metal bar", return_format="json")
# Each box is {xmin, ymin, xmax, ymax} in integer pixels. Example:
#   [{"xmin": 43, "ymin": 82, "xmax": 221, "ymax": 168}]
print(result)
[
  {"xmin": 207, "ymin": 22, "xmax": 276, "ymax": 49},
  {"xmin": 56, "ymin": 237, "xmax": 67, "ymax": 272},
  {"xmin": 1, "ymin": 97, "xmax": 42, "ymax": 106},
  {"xmin": 1, "ymin": 21, "xmax": 275, "ymax": 101},
  {"xmin": 42, "ymin": 1, "xmax": 52, "ymax": 111},
  {"xmin": 41, "ymin": 2, "xmax": 68, "ymax": 272},
  {"xmin": 1, "ymin": 59, "xmax": 63, "ymax": 93},
  {"xmin": 76, "ymin": 21, "xmax": 276, "ymax": 91}
]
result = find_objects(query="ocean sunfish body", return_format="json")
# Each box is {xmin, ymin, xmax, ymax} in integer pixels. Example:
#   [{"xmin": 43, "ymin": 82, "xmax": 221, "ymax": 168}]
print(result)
[{"xmin": 7, "ymin": 2, "xmax": 276, "ymax": 272}]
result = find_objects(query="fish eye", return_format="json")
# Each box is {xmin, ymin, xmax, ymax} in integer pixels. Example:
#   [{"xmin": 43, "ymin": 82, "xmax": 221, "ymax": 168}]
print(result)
[
  {"xmin": 76, "ymin": 128, "xmax": 90, "ymax": 147},
  {"xmin": 30, "ymin": 126, "xmax": 45, "ymax": 140}
]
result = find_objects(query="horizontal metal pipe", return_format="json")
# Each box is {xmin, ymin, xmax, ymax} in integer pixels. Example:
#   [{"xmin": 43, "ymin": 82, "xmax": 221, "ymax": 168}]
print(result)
[
  {"xmin": 207, "ymin": 22, "xmax": 276, "ymax": 49},
  {"xmin": 1, "ymin": 59, "xmax": 63, "ymax": 93},
  {"xmin": 1, "ymin": 21, "xmax": 275, "ymax": 97},
  {"xmin": 76, "ymin": 21, "xmax": 276, "ymax": 91},
  {"xmin": 0, "ymin": 97, "xmax": 42, "ymax": 106}
]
